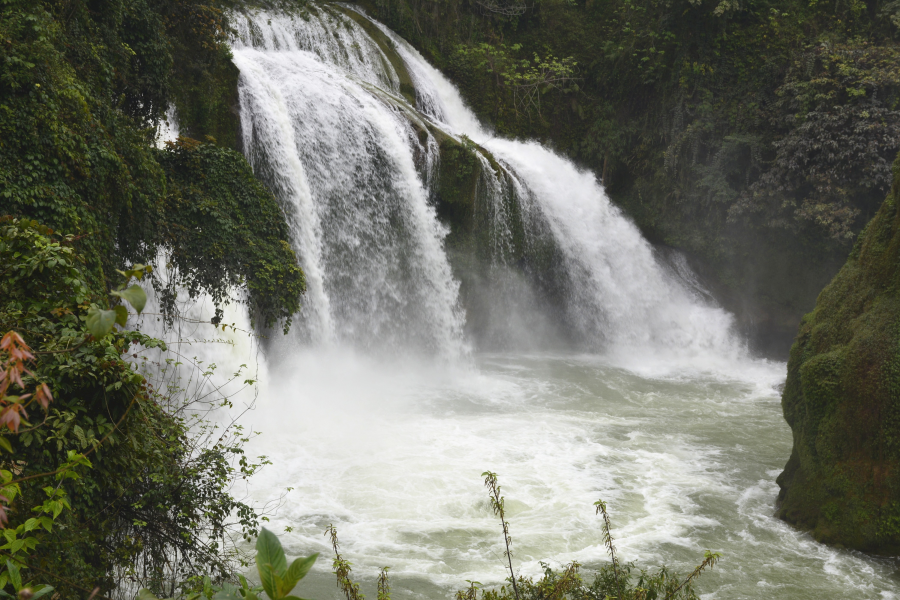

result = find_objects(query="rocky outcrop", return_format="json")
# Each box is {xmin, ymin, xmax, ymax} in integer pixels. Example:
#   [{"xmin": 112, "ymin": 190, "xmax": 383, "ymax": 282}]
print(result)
[{"xmin": 776, "ymin": 154, "xmax": 900, "ymax": 554}]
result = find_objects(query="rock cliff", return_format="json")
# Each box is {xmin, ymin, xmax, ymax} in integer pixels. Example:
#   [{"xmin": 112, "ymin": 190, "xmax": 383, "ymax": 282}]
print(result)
[{"xmin": 777, "ymin": 154, "xmax": 900, "ymax": 554}]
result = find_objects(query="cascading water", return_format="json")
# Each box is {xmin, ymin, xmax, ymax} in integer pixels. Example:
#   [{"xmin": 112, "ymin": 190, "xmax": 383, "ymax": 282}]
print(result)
[
  {"xmin": 232, "ymin": 10, "xmax": 463, "ymax": 356},
  {"xmin": 372, "ymin": 21, "xmax": 740, "ymax": 360},
  {"xmin": 232, "ymin": 5, "xmax": 740, "ymax": 362},
  {"xmin": 214, "ymin": 6, "xmax": 899, "ymax": 599}
]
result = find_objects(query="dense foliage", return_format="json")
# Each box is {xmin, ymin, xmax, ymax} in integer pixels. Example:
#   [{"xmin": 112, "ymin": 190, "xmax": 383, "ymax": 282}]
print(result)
[
  {"xmin": 0, "ymin": 219, "xmax": 269, "ymax": 596},
  {"xmin": 372, "ymin": 0, "xmax": 900, "ymax": 352},
  {"xmin": 0, "ymin": 0, "xmax": 305, "ymax": 595},
  {"xmin": 0, "ymin": 0, "xmax": 304, "ymax": 325},
  {"xmin": 157, "ymin": 138, "xmax": 305, "ymax": 332},
  {"xmin": 776, "ymin": 153, "xmax": 900, "ymax": 554}
]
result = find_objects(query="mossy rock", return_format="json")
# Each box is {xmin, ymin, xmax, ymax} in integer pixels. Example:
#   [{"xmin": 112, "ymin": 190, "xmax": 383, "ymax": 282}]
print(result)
[
  {"xmin": 776, "ymin": 153, "xmax": 900, "ymax": 555},
  {"xmin": 335, "ymin": 4, "xmax": 417, "ymax": 105}
]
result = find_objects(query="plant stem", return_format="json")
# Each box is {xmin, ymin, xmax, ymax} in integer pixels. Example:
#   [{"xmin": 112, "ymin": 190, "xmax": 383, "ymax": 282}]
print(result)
[{"xmin": 483, "ymin": 471, "xmax": 520, "ymax": 600}]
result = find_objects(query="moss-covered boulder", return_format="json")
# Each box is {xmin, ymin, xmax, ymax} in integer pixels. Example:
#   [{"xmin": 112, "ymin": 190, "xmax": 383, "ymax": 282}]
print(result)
[{"xmin": 776, "ymin": 154, "xmax": 900, "ymax": 554}]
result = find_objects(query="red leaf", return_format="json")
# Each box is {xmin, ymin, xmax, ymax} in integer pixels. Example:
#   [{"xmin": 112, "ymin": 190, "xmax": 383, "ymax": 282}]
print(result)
[
  {"xmin": 0, "ymin": 406, "xmax": 21, "ymax": 433},
  {"xmin": 34, "ymin": 383, "xmax": 53, "ymax": 410}
]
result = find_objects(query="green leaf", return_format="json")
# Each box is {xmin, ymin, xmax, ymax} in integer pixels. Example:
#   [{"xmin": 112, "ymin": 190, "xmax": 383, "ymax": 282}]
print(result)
[
  {"xmin": 0, "ymin": 590, "xmax": 13, "ymax": 599},
  {"xmin": 29, "ymin": 586, "xmax": 54, "ymax": 600},
  {"xmin": 272, "ymin": 570, "xmax": 285, "ymax": 599},
  {"xmin": 136, "ymin": 590, "xmax": 162, "ymax": 600},
  {"xmin": 7, "ymin": 560, "xmax": 21, "ymax": 591},
  {"xmin": 23, "ymin": 518, "xmax": 38, "ymax": 532},
  {"xmin": 256, "ymin": 527, "xmax": 288, "ymax": 576},
  {"xmin": 257, "ymin": 564, "xmax": 278, "ymax": 600},
  {"xmin": 212, "ymin": 589, "xmax": 243, "ymax": 600},
  {"xmin": 86, "ymin": 307, "xmax": 116, "ymax": 338},
  {"xmin": 39, "ymin": 516, "xmax": 52, "ymax": 532},
  {"xmin": 282, "ymin": 553, "xmax": 318, "ymax": 593},
  {"xmin": 112, "ymin": 284, "xmax": 147, "ymax": 313},
  {"xmin": 114, "ymin": 305, "xmax": 128, "ymax": 326},
  {"xmin": 0, "ymin": 438, "xmax": 12, "ymax": 454}
]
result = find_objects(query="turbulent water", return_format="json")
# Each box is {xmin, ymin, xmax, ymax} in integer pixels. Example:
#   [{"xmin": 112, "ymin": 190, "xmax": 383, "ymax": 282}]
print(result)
[{"xmin": 157, "ymin": 5, "xmax": 900, "ymax": 598}]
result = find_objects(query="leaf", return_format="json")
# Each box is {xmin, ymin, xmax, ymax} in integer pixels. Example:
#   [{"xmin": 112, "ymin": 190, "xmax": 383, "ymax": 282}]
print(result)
[
  {"xmin": 114, "ymin": 305, "xmax": 128, "ymax": 327},
  {"xmin": 212, "ymin": 590, "xmax": 243, "ymax": 600},
  {"xmin": 29, "ymin": 586, "xmax": 55, "ymax": 600},
  {"xmin": 282, "ymin": 553, "xmax": 318, "ymax": 593},
  {"xmin": 256, "ymin": 527, "xmax": 288, "ymax": 576},
  {"xmin": 257, "ymin": 564, "xmax": 278, "ymax": 600},
  {"xmin": 272, "ymin": 570, "xmax": 285, "ymax": 599},
  {"xmin": 136, "ymin": 590, "xmax": 162, "ymax": 600},
  {"xmin": 39, "ymin": 516, "xmax": 51, "ymax": 532},
  {"xmin": 7, "ymin": 560, "xmax": 21, "ymax": 590},
  {"xmin": 86, "ymin": 307, "xmax": 116, "ymax": 338},
  {"xmin": 23, "ymin": 518, "xmax": 38, "ymax": 532},
  {"xmin": 112, "ymin": 284, "xmax": 147, "ymax": 314},
  {"xmin": 0, "ymin": 438, "xmax": 11, "ymax": 454}
]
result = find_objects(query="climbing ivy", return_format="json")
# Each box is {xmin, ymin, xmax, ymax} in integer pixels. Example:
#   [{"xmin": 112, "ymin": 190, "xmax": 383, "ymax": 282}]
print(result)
[{"xmin": 157, "ymin": 138, "xmax": 305, "ymax": 332}]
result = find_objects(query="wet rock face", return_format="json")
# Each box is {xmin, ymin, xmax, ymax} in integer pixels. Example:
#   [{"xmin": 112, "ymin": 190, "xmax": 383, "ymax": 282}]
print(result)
[{"xmin": 777, "ymin": 154, "xmax": 900, "ymax": 555}]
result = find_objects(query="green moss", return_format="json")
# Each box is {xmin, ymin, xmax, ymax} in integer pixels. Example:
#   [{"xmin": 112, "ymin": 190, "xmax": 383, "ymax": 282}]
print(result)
[
  {"xmin": 336, "ymin": 5, "xmax": 417, "ymax": 106},
  {"xmin": 776, "ymin": 153, "xmax": 900, "ymax": 554}
]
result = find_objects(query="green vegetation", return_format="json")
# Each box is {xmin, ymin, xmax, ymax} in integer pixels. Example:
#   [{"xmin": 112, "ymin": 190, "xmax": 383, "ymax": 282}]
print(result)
[
  {"xmin": 0, "ymin": 0, "xmax": 305, "ymax": 596},
  {"xmin": 0, "ymin": 218, "xmax": 277, "ymax": 597},
  {"xmin": 157, "ymin": 138, "xmax": 305, "ymax": 332},
  {"xmin": 137, "ymin": 527, "xmax": 319, "ymax": 600},
  {"xmin": 776, "ymin": 152, "xmax": 900, "ymax": 554},
  {"xmin": 322, "ymin": 474, "xmax": 721, "ymax": 600},
  {"xmin": 0, "ymin": 0, "xmax": 304, "ymax": 326},
  {"xmin": 371, "ymin": 0, "xmax": 900, "ymax": 353}
]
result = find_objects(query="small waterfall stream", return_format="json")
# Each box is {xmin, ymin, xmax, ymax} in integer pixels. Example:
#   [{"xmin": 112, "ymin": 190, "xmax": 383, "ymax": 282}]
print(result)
[{"xmin": 205, "ymin": 6, "xmax": 900, "ymax": 599}]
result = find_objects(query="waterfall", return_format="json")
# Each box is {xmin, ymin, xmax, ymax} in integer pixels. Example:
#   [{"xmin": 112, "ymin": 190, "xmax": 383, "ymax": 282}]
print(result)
[
  {"xmin": 232, "ymin": 8, "xmax": 465, "ymax": 357},
  {"xmin": 205, "ymin": 12, "xmax": 900, "ymax": 597},
  {"xmin": 229, "ymin": 5, "xmax": 742, "ymax": 362}
]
